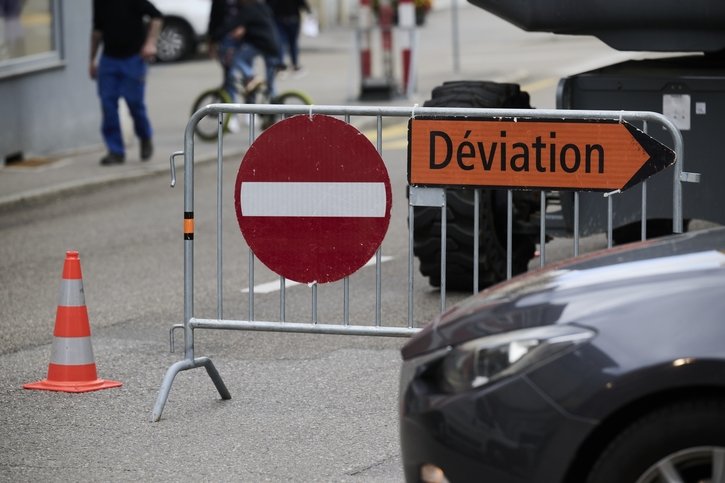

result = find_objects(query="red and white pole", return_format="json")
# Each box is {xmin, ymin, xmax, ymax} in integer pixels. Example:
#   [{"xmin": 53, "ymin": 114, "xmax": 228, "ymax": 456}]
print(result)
[
  {"xmin": 378, "ymin": 0, "xmax": 395, "ymax": 86},
  {"xmin": 358, "ymin": 0, "xmax": 373, "ymax": 79},
  {"xmin": 397, "ymin": 0, "xmax": 416, "ymax": 95}
]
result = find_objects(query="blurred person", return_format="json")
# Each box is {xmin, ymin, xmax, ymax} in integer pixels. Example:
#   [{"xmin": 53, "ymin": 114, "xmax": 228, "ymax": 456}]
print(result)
[
  {"xmin": 209, "ymin": 0, "xmax": 282, "ymax": 101},
  {"xmin": 268, "ymin": 0, "xmax": 311, "ymax": 72},
  {"xmin": 208, "ymin": 0, "xmax": 240, "ymax": 98},
  {"xmin": 90, "ymin": 0, "xmax": 162, "ymax": 166}
]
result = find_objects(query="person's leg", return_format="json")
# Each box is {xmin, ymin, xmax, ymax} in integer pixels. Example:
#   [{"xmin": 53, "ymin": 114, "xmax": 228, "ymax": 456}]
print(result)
[
  {"xmin": 263, "ymin": 52, "xmax": 282, "ymax": 97},
  {"xmin": 275, "ymin": 18, "xmax": 290, "ymax": 66},
  {"xmin": 233, "ymin": 43, "xmax": 256, "ymax": 80},
  {"xmin": 286, "ymin": 19, "xmax": 302, "ymax": 69},
  {"xmin": 120, "ymin": 55, "xmax": 152, "ymax": 140},
  {"xmin": 120, "ymin": 55, "xmax": 153, "ymax": 160},
  {"xmin": 236, "ymin": 43, "xmax": 263, "ymax": 101},
  {"xmin": 217, "ymin": 39, "xmax": 236, "ymax": 101},
  {"xmin": 219, "ymin": 41, "xmax": 257, "ymax": 103},
  {"xmin": 97, "ymin": 55, "xmax": 125, "ymax": 161},
  {"xmin": 239, "ymin": 42, "xmax": 279, "ymax": 98}
]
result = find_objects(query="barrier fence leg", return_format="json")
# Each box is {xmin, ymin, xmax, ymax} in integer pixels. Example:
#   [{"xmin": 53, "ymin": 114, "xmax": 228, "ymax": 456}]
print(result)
[
  {"xmin": 201, "ymin": 357, "xmax": 232, "ymax": 401},
  {"xmin": 151, "ymin": 357, "xmax": 231, "ymax": 422}
]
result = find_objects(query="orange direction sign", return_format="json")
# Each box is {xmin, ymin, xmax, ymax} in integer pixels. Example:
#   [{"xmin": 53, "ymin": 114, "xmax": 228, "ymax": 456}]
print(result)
[{"xmin": 407, "ymin": 117, "xmax": 676, "ymax": 191}]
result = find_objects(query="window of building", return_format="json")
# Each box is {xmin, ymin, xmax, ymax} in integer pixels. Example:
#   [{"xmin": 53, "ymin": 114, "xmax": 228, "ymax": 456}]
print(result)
[{"xmin": 0, "ymin": 0, "xmax": 61, "ymax": 78}]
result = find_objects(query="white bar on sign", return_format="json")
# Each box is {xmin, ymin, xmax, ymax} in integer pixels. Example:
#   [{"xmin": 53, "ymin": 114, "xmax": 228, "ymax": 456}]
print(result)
[{"xmin": 241, "ymin": 182, "xmax": 387, "ymax": 217}]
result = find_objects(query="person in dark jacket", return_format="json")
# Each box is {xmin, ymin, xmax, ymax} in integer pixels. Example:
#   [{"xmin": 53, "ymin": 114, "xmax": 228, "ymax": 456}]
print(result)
[
  {"xmin": 268, "ymin": 0, "xmax": 311, "ymax": 71},
  {"xmin": 210, "ymin": 0, "xmax": 282, "ymax": 100},
  {"xmin": 90, "ymin": 0, "xmax": 162, "ymax": 166}
]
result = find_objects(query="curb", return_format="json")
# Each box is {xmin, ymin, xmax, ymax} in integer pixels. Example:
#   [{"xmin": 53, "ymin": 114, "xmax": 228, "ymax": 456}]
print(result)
[{"xmin": 0, "ymin": 148, "xmax": 244, "ymax": 212}]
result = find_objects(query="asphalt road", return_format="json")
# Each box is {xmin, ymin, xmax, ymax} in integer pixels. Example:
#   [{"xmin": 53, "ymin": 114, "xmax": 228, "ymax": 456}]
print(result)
[
  {"xmin": 0, "ymin": 133, "xmax": 471, "ymax": 481},
  {"xmin": 0, "ymin": 3, "xmax": 660, "ymax": 480}
]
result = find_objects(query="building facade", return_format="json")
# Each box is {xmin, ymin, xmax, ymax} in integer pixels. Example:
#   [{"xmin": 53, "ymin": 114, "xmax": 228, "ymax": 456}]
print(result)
[{"xmin": 1, "ymin": 0, "xmax": 99, "ymax": 164}]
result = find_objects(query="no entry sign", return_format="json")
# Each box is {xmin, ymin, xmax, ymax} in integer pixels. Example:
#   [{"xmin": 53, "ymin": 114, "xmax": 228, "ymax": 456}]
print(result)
[
  {"xmin": 408, "ymin": 117, "xmax": 676, "ymax": 191},
  {"xmin": 235, "ymin": 115, "xmax": 392, "ymax": 284}
]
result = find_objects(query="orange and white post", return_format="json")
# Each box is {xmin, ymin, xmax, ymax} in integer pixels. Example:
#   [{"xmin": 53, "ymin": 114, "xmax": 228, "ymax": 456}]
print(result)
[
  {"xmin": 358, "ymin": 0, "xmax": 373, "ymax": 80},
  {"xmin": 397, "ymin": 0, "xmax": 417, "ymax": 97}
]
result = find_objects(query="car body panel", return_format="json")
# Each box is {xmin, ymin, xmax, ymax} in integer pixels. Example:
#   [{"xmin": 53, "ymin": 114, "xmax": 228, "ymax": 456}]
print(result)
[
  {"xmin": 400, "ymin": 227, "xmax": 725, "ymax": 482},
  {"xmin": 400, "ymin": 366, "xmax": 597, "ymax": 482},
  {"xmin": 402, "ymin": 228, "xmax": 725, "ymax": 360},
  {"xmin": 153, "ymin": 0, "xmax": 211, "ymax": 37}
]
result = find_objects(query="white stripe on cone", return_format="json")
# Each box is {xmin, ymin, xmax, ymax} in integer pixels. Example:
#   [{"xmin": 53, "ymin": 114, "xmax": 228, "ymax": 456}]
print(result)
[
  {"xmin": 58, "ymin": 279, "xmax": 85, "ymax": 307},
  {"xmin": 50, "ymin": 336, "xmax": 95, "ymax": 365},
  {"xmin": 240, "ymin": 182, "xmax": 387, "ymax": 217}
]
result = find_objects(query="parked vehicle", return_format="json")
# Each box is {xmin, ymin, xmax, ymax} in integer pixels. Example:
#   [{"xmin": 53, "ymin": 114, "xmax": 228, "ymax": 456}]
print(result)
[
  {"xmin": 413, "ymin": 1, "xmax": 725, "ymax": 291},
  {"xmin": 400, "ymin": 226, "xmax": 725, "ymax": 483},
  {"xmin": 154, "ymin": 0, "xmax": 211, "ymax": 62}
]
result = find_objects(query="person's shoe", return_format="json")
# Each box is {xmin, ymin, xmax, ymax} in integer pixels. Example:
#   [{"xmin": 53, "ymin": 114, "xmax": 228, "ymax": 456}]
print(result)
[
  {"xmin": 100, "ymin": 152, "xmax": 125, "ymax": 166},
  {"xmin": 292, "ymin": 66, "xmax": 308, "ymax": 79},
  {"xmin": 243, "ymin": 76, "xmax": 264, "ymax": 94},
  {"xmin": 140, "ymin": 138, "xmax": 153, "ymax": 161},
  {"xmin": 227, "ymin": 115, "xmax": 241, "ymax": 133}
]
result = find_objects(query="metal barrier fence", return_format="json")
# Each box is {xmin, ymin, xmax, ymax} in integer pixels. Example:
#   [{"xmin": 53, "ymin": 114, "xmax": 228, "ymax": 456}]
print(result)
[{"xmin": 152, "ymin": 103, "xmax": 690, "ymax": 421}]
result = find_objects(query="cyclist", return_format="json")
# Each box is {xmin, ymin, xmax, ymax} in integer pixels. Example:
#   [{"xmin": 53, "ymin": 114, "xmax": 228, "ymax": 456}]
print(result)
[{"xmin": 209, "ymin": 0, "xmax": 282, "ymax": 102}]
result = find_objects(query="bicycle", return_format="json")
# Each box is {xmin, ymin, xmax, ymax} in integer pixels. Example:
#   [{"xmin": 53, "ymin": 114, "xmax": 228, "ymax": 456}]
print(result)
[{"xmin": 191, "ymin": 73, "xmax": 312, "ymax": 141}]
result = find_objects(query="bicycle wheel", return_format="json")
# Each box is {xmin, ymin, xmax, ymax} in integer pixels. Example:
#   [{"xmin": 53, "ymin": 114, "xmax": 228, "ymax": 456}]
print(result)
[
  {"xmin": 260, "ymin": 90, "xmax": 312, "ymax": 131},
  {"xmin": 191, "ymin": 87, "xmax": 232, "ymax": 141}
]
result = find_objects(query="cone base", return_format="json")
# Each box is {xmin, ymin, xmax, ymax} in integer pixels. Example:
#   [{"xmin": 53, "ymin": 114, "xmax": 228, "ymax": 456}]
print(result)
[{"xmin": 23, "ymin": 377, "xmax": 122, "ymax": 393}]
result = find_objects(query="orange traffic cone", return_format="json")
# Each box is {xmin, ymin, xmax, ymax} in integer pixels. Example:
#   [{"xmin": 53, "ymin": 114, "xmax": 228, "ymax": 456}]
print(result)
[{"xmin": 23, "ymin": 251, "xmax": 122, "ymax": 393}]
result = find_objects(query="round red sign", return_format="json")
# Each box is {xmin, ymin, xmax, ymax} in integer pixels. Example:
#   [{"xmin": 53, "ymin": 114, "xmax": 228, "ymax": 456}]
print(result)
[{"xmin": 234, "ymin": 114, "xmax": 392, "ymax": 284}]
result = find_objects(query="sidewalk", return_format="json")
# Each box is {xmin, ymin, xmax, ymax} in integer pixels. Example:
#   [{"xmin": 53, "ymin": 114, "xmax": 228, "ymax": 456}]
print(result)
[{"xmin": 0, "ymin": 19, "xmax": 433, "ymax": 209}]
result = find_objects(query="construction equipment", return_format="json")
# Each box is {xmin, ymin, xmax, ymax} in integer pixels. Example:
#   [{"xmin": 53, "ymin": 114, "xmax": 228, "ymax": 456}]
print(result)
[{"xmin": 413, "ymin": 0, "xmax": 725, "ymax": 290}]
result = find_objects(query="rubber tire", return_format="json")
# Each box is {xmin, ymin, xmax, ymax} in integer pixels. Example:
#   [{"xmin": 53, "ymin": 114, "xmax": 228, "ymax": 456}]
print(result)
[
  {"xmin": 191, "ymin": 88, "xmax": 232, "ymax": 141},
  {"xmin": 586, "ymin": 398, "xmax": 725, "ymax": 483},
  {"xmin": 156, "ymin": 18, "xmax": 196, "ymax": 63},
  {"xmin": 413, "ymin": 81, "xmax": 539, "ymax": 291},
  {"xmin": 260, "ymin": 90, "xmax": 312, "ymax": 131}
]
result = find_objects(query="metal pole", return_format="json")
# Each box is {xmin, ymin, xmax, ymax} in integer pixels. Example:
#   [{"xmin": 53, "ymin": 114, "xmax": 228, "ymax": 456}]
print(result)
[
  {"xmin": 451, "ymin": 0, "xmax": 460, "ymax": 73},
  {"xmin": 217, "ymin": 113, "xmax": 224, "ymax": 320}
]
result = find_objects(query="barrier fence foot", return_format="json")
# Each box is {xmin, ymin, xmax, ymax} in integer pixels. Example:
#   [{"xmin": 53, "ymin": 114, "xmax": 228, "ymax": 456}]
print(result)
[
  {"xmin": 150, "ymin": 356, "xmax": 231, "ymax": 422},
  {"xmin": 201, "ymin": 357, "xmax": 232, "ymax": 401}
]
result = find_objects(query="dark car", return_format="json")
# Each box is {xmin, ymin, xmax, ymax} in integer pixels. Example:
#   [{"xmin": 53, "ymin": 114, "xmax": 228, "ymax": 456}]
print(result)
[{"xmin": 400, "ymin": 226, "xmax": 725, "ymax": 483}]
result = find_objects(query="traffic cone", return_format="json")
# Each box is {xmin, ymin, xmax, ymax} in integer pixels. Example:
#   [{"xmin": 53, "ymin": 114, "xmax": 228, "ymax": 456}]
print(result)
[{"xmin": 23, "ymin": 251, "xmax": 122, "ymax": 393}]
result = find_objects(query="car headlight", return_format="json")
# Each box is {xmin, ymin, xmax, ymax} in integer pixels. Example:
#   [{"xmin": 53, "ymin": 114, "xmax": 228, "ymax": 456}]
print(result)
[{"xmin": 440, "ymin": 325, "xmax": 595, "ymax": 393}]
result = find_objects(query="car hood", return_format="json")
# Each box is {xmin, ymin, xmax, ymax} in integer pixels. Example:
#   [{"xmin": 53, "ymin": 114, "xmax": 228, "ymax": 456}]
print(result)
[{"xmin": 402, "ymin": 227, "xmax": 725, "ymax": 360}]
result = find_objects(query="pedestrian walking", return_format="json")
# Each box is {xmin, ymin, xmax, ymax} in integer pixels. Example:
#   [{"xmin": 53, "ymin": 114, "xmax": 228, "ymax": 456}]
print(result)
[
  {"xmin": 89, "ymin": 0, "xmax": 162, "ymax": 166},
  {"xmin": 268, "ymin": 0, "xmax": 311, "ymax": 72}
]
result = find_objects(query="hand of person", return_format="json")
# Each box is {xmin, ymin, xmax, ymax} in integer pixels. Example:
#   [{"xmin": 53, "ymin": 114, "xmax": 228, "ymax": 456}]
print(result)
[
  {"xmin": 140, "ymin": 40, "xmax": 157, "ymax": 61},
  {"xmin": 231, "ymin": 26, "xmax": 246, "ymax": 40},
  {"xmin": 89, "ymin": 61, "xmax": 98, "ymax": 80},
  {"xmin": 208, "ymin": 41, "xmax": 219, "ymax": 59}
]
